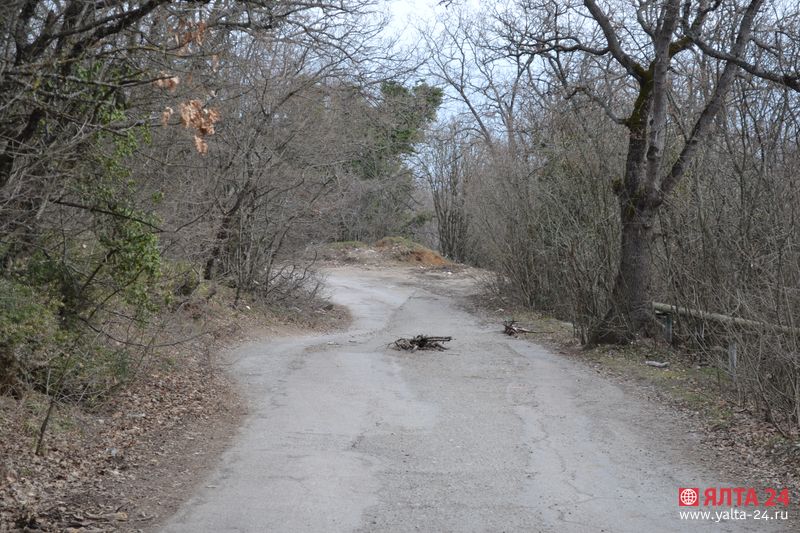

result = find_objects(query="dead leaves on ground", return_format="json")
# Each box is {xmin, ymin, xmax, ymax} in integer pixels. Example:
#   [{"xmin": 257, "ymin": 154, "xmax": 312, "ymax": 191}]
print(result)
[{"xmin": 0, "ymin": 344, "xmax": 233, "ymax": 531}]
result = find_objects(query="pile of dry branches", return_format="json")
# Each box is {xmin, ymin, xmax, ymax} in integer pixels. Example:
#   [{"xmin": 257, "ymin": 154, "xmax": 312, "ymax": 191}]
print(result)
[{"xmin": 393, "ymin": 335, "xmax": 452, "ymax": 351}]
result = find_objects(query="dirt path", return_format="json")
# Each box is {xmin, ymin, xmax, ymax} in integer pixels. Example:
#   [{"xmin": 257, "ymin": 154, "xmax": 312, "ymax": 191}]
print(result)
[{"xmin": 160, "ymin": 267, "xmax": 791, "ymax": 532}]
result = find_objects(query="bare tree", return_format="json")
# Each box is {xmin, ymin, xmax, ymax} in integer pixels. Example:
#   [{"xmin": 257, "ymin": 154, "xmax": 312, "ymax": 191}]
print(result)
[
  {"xmin": 495, "ymin": 0, "xmax": 800, "ymax": 342},
  {"xmin": 415, "ymin": 120, "xmax": 473, "ymax": 262}
]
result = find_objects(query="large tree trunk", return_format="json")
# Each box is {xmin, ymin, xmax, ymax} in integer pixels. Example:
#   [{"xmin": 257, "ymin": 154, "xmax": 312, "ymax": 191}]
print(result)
[
  {"xmin": 591, "ymin": 198, "xmax": 657, "ymax": 344},
  {"xmin": 590, "ymin": 88, "xmax": 660, "ymax": 344}
]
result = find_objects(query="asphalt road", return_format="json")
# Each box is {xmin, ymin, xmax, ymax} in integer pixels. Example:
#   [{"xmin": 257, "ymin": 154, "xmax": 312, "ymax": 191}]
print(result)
[{"xmin": 161, "ymin": 267, "xmax": 789, "ymax": 533}]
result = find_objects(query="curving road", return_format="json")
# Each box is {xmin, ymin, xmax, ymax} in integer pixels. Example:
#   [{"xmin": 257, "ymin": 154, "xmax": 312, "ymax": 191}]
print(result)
[{"xmin": 161, "ymin": 267, "xmax": 789, "ymax": 533}]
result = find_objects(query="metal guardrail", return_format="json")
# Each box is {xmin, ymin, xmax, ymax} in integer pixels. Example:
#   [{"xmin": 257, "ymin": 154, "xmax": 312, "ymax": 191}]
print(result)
[
  {"xmin": 652, "ymin": 302, "xmax": 800, "ymax": 336},
  {"xmin": 652, "ymin": 301, "xmax": 800, "ymax": 378}
]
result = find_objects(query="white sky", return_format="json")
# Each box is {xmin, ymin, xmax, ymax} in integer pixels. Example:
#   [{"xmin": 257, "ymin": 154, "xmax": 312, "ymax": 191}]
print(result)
[
  {"xmin": 385, "ymin": 0, "xmax": 439, "ymax": 32},
  {"xmin": 378, "ymin": 0, "xmax": 496, "ymax": 123},
  {"xmin": 382, "ymin": 0, "xmax": 482, "ymax": 42}
]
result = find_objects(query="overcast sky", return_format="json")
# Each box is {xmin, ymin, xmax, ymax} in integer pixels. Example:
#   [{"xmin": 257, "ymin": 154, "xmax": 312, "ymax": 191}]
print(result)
[
  {"xmin": 385, "ymin": 0, "xmax": 438, "ymax": 25},
  {"xmin": 382, "ymin": 0, "xmax": 483, "ymax": 41},
  {"xmin": 378, "ymin": 0, "xmax": 490, "ymax": 121}
]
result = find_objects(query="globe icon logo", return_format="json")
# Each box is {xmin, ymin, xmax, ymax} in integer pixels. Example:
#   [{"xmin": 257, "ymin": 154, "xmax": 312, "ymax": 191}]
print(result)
[{"xmin": 680, "ymin": 488, "xmax": 699, "ymax": 506}]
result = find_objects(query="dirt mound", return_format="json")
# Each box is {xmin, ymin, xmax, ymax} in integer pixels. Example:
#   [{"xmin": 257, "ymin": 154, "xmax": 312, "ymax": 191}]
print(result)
[
  {"xmin": 397, "ymin": 247, "xmax": 449, "ymax": 266},
  {"xmin": 319, "ymin": 237, "xmax": 452, "ymax": 268},
  {"xmin": 373, "ymin": 237, "xmax": 450, "ymax": 267},
  {"xmin": 373, "ymin": 236, "xmax": 417, "ymax": 249}
]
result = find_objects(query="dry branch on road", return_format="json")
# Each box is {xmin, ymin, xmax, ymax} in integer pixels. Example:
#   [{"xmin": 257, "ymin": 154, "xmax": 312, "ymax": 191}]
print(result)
[
  {"xmin": 393, "ymin": 335, "xmax": 452, "ymax": 351},
  {"xmin": 503, "ymin": 320, "xmax": 533, "ymax": 337}
]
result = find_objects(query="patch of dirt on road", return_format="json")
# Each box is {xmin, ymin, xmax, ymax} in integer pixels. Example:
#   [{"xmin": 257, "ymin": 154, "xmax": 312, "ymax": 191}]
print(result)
[{"xmin": 0, "ymin": 287, "xmax": 349, "ymax": 532}]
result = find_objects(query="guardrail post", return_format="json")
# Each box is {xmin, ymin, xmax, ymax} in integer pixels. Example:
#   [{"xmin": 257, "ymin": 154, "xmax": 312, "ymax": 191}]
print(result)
[
  {"xmin": 728, "ymin": 340, "xmax": 737, "ymax": 378},
  {"xmin": 663, "ymin": 313, "xmax": 673, "ymax": 344}
]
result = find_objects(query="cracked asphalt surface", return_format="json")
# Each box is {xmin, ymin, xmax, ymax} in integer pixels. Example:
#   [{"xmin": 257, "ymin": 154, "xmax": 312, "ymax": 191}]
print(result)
[{"xmin": 161, "ymin": 267, "xmax": 788, "ymax": 532}]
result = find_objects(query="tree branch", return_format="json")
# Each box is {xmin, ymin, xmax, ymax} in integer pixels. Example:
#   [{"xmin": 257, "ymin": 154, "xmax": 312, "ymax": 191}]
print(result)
[
  {"xmin": 52, "ymin": 199, "xmax": 164, "ymax": 232},
  {"xmin": 583, "ymin": 0, "xmax": 647, "ymax": 80},
  {"xmin": 658, "ymin": 0, "xmax": 768, "ymax": 203}
]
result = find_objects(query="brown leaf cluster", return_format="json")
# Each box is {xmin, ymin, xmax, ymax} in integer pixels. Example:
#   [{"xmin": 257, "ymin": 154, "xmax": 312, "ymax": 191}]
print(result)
[
  {"xmin": 153, "ymin": 74, "xmax": 180, "ymax": 92},
  {"xmin": 173, "ymin": 20, "xmax": 208, "ymax": 53},
  {"xmin": 177, "ymin": 100, "xmax": 221, "ymax": 155},
  {"xmin": 179, "ymin": 100, "xmax": 219, "ymax": 135},
  {"xmin": 161, "ymin": 106, "xmax": 174, "ymax": 127}
]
